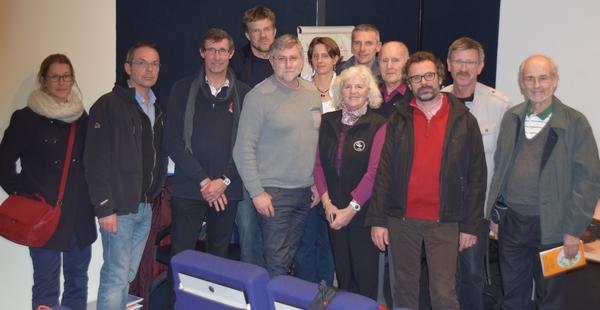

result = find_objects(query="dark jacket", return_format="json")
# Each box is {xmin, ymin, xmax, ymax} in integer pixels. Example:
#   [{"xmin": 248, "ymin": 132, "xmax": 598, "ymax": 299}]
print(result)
[
  {"xmin": 230, "ymin": 44, "xmax": 273, "ymax": 87},
  {"xmin": 486, "ymin": 96, "xmax": 600, "ymax": 244},
  {"xmin": 84, "ymin": 82, "xmax": 167, "ymax": 218},
  {"xmin": 0, "ymin": 108, "xmax": 97, "ymax": 250},
  {"xmin": 366, "ymin": 93, "xmax": 486, "ymax": 234},
  {"xmin": 165, "ymin": 68, "xmax": 250, "ymax": 201},
  {"xmin": 319, "ymin": 109, "xmax": 386, "ymax": 226},
  {"xmin": 375, "ymin": 88, "xmax": 414, "ymax": 118}
]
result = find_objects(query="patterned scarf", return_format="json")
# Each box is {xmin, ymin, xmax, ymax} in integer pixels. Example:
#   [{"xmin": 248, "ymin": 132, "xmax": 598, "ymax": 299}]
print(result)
[{"xmin": 341, "ymin": 102, "xmax": 368, "ymax": 125}]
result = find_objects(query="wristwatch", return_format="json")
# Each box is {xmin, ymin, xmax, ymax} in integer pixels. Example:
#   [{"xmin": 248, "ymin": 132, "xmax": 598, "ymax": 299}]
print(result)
[
  {"xmin": 220, "ymin": 175, "xmax": 231, "ymax": 186},
  {"xmin": 349, "ymin": 200, "xmax": 361, "ymax": 212}
]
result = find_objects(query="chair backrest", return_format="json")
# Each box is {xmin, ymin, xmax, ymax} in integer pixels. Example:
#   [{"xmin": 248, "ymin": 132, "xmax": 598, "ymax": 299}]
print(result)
[
  {"xmin": 267, "ymin": 275, "xmax": 380, "ymax": 310},
  {"xmin": 171, "ymin": 250, "xmax": 270, "ymax": 310}
]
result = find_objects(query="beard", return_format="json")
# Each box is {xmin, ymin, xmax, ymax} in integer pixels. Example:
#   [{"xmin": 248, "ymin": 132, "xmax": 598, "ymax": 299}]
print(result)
[{"xmin": 415, "ymin": 85, "xmax": 439, "ymax": 101}]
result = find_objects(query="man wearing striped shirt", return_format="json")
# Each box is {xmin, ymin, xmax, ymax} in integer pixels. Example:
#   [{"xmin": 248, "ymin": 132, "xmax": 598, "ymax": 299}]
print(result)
[{"xmin": 486, "ymin": 54, "xmax": 600, "ymax": 310}]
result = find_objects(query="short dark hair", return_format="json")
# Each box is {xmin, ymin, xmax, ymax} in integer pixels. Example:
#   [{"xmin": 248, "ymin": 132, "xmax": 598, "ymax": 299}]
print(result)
[
  {"xmin": 125, "ymin": 42, "xmax": 159, "ymax": 63},
  {"xmin": 307, "ymin": 37, "xmax": 341, "ymax": 67},
  {"xmin": 403, "ymin": 51, "xmax": 446, "ymax": 83},
  {"xmin": 243, "ymin": 5, "xmax": 276, "ymax": 30},
  {"xmin": 38, "ymin": 54, "xmax": 74, "ymax": 86},
  {"xmin": 200, "ymin": 28, "xmax": 235, "ymax": 51}
]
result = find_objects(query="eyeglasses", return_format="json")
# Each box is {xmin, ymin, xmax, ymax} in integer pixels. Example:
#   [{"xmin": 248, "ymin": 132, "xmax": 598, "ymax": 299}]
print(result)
[
  {"xmin": 273, "ymin": 56, "xmax": 300, "ymax": 63},
  {"xmin": 204, "ymin": 48, "xmax": 230, "ymax": 56},
  {"xmin": 129, "ymin": 60, "xmax": 161, "ymax": 69},
  {"xmin": 522, "ymin": 75, "xmax": 553, "ymax": 86},
  {"xmin": 407, "ymin": 72, "xmax": 437, "ymax": 84},
  {"xmin": 46, "ymin": 74, "xmax": 73, "ymax": 83},
  {"xmin": 450, "ymin": 59, "xmax": 480, "ymax": 67}
]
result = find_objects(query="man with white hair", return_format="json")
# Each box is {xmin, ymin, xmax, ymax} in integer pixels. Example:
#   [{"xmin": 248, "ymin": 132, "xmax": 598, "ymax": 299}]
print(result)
[{"xmin": 487, "ymin": 54, "xmax": 600, "ymax": 309}]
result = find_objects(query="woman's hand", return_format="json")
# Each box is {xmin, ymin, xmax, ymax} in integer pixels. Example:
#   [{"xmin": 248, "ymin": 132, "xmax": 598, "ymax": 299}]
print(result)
[{"xmin": 329, "ymin": 204, "xmax": 357, "ymax": 230}]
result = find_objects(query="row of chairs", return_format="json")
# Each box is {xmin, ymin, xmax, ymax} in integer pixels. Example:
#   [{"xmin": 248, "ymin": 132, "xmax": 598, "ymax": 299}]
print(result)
[{"xmin": 171, "ymin": 250, "xmax": 406, "ymax": 310}]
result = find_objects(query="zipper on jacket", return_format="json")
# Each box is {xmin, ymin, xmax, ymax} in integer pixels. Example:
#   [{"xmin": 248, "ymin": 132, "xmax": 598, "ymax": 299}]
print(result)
[{"xmin": 143, "ymin": 111, "xmax": 161, "ymax": 203}]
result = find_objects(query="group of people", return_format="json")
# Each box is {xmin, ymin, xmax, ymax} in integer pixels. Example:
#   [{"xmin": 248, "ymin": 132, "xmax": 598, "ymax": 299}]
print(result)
[{"xmin": 1, "ymin": 4, "xmax": 599, "ymax": 310}]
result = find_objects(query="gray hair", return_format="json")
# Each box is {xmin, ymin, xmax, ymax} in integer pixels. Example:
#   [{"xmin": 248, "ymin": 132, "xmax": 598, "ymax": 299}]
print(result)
[
  {"xmin": 518, "ymin": 54, "xmax": 559, "ymax": 79},
  {"xmin": 269, "ymin": 34, "xmax": 303, "ymax": 57},
  {"xmin": 332, "ymin": 65, "xmax": 382, "ymax": 109}
]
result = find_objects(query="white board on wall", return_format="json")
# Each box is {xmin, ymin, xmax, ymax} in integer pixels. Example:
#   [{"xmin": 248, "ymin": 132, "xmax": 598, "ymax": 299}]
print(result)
[{"xmin": 297, "ymin": 26, "xmax": 354, "ymax": 77}]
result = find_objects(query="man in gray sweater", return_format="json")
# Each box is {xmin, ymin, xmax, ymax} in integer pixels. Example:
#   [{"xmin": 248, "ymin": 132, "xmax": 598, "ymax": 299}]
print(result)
[{"xmin": 233, "ymin": 34, "xmax": 321, "ymax": 276}]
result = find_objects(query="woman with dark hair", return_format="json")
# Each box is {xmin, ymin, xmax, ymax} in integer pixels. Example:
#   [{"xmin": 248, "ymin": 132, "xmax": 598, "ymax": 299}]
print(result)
[
  {"xmin": 314, "ymin": 65, "xmax": 386, "ymax": 299},
  {"xmin": 293, "ymin": 37, "xmax": 342, "ymax": 286},
  {"xmin": 303, "ymin": 36, "xmax": 342, "ymax": 113},
  {"xmin": 0, "ymin": 54, "xmax": 96, "ymax": 310}
]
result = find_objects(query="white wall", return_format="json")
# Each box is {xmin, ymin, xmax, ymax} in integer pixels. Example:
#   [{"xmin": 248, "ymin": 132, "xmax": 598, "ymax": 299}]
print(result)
[
  {"xmin": 496, "ymin": 0, "xmax": 600, "ymax": 146},
  {"xmin": 0, "ymin": 1, "xmax": 115, "ymax": 309}
]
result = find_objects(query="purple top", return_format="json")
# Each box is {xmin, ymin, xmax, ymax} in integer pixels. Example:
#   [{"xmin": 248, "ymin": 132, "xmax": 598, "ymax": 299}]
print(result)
[{"xmin": 314, "ymin": 123, "xmax": 388, "ymax": 205}]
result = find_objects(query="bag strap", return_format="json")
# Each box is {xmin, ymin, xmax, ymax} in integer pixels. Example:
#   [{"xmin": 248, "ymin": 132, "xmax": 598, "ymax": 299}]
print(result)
[{"xmin": 56, "ymin": 122, "xmax": 77, "ymax": 208}]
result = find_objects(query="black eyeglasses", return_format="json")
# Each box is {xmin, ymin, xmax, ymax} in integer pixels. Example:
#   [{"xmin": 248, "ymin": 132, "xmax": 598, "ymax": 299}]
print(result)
[
  {"xmin": 408, "ymin": 72, "xmax": 437, "ymax": 84},
  {"xmin": 46, "ymin": 74, "xmax": 73, "ymax": 83}
]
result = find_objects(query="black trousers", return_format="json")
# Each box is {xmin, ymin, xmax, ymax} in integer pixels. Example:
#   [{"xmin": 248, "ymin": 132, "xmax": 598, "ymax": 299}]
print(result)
[
  {"xmin": 166, "ymin": 196, "xmax": 238, "ymax": 308},
  {"xmin": 330, "ymin": 224, "xmax": 379, "ymax": 300},
  {"xmin": 498, "ymin": 208, "xmax": 565, "ymax": 310}
]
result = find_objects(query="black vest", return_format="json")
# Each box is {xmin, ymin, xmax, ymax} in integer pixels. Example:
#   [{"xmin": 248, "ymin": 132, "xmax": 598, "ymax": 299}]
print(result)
[{"xmin": 318, "ymin": 109, "xmax": 386, "ymax": 226}]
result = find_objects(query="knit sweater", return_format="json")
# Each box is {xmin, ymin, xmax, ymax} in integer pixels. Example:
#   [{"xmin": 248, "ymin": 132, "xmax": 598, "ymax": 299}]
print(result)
[{"xmin": 233, "ymin": 75, "xmax": 322, "ymax": 197}]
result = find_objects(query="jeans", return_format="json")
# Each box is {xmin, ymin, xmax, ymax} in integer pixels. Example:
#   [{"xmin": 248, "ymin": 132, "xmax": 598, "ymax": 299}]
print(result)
[
  {"xmin": 498, "ymin": 209, "xmax": 565, "ymax": 310},
  {"xmin": 258, "ymin": 187, "xmax": 311, "ymax": 277},
  {"xmin": 235, "ymin": 189, "xmax": 265, "ymax": 266},
  {"xmin": 29, "ymin": 235, "xmax": 92, "ymax": 310},
  {"xmin": 457, "ymin": 219, "xmax": 489, "ymax": 310},
  {"xmin": 97, "ymin": 203, "xmax": 152, "ymax": 310},
  {"xmin": 388, "ymin": 217, "xmax": 460, "ymax": 310},
  {"xmin": 293, "ymin": 204, "xmax": 334, "ymax": 286}
]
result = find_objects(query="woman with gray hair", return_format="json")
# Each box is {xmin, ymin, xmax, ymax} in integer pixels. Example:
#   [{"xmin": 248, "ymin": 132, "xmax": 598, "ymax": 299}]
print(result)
[{"xmin": 313, "ymin": 65, "xmax": 386, "ymax": 299}]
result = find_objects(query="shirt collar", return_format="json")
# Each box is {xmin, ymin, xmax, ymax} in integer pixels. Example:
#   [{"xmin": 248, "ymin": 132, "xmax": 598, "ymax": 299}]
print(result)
[
  {"xmin": 379, "ymin": 83, "xmax": 408, "ymax": 103},
  {"xmin": 526, "ymin": 101, "xmax": 553, "ymax": 120},
  {"xmin": 127, "ymin": 80, "xmax": 156, "ymax": 106}
]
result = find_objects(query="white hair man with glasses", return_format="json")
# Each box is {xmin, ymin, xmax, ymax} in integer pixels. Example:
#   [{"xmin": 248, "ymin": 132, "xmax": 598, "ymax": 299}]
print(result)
[
  {"xmin": 233, "ymin": 34, "xmax": 321, "ymax": 277},
  {"xmin": 440, "ymin": 37, "xmax": 512, "ymax": 310},
  {"xmin": 486, "ymin": 54, "xmax": 599, "ymax": 310},
  {"xmin": 85, "ymin": 42, "xmax": 167, "ymax": 310},
  {"xmin": 367, "ymin": 51, "xmax": 486, "ymax": 310},
  {"xmin": 163, "ymin": 28, "xmax": 251, "ymax": 308}
]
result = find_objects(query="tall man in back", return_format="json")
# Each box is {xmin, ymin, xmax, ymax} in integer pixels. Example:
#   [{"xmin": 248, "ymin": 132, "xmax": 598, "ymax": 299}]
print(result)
[
  {"xmin": 233, "ymin": 34, "xmax": 321, "ymax": 276},
  {"xmin": 442, "ymin": 37, "xmax": 511, "ymax": 309},
  {"xmin": 231, "ymin": 5, "xmax": 277, "ymax": 87},
  {"xmin": 85, "ymin": 42, "xmax": 167, "ymax": 310}
]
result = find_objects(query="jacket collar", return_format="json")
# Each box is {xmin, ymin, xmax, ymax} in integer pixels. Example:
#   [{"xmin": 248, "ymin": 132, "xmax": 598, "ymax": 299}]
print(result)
[
  {"xmin": 510, "ymin": 95, "xmax": 568, "ymax": 131},
  {"xmin": 394, "ymin": 92, "xmax": 469, "ymax": 120}
]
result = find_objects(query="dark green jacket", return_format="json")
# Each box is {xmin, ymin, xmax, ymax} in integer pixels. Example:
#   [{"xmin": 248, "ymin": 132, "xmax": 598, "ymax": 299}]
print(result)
[{"xmin": 486, "ymin": 96, "xmax": 600, "ymax": 244}]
